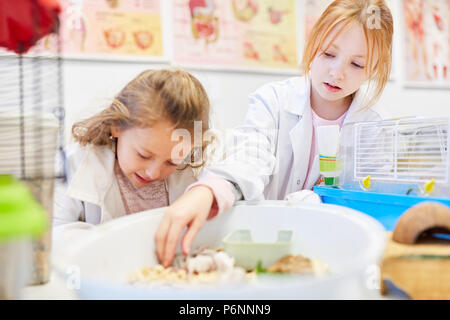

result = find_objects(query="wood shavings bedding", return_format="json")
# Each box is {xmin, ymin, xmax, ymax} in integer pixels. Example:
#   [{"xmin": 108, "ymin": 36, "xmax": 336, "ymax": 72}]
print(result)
[
  {"xmin": 130, "ymin": 247, "xmax": 256, "ymax": 287},
  {"xmin": 129, "ymin": 247, "xmax": 329, "ymax": 287}
]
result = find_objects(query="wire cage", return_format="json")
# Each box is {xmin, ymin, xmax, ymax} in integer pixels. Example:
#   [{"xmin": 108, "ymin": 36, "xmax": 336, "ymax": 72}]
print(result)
[
  {"xmin": 0, "ymin": 34, "xmax": 65, "ymax": 284},
  {"xmin": 338, "ymin": 117, "xmax": 450, "ymax": 197}
]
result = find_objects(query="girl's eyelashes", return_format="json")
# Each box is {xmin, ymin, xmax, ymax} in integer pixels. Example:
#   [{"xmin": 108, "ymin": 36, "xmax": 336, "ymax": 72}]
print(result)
[
  {"xmin": 138, "ymin": 150, "xmax": 179, "ymax": 166},
  {"xmin": 167, "ymin": 161, "xmax": 179, "ymax": 167},
  {"xmin": 137, "ymin": 152, "xmax": 151, "ymax": 160},
  {"xmin": 323, "ymin": 51, "xmax": 365, "ymax": 69},
  {"xmin": 352, "ymin": 62, "xmax": 365, "ymax": 69}
]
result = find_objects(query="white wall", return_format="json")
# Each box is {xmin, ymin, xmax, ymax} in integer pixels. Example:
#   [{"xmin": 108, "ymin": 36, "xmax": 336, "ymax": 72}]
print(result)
[{"xmin": 62, "ymin": 0, "xmax": 450, "ymax": 144}]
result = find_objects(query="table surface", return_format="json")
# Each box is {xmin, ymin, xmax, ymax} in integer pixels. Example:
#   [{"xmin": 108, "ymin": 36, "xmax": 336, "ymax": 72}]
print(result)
[
  {"xmin": 22, "ymin": 271, "xmax": 79, "ymax": 300},
  {"xmin": 21, "ymin": 271, "xmax": 410, "ymax": 300}
]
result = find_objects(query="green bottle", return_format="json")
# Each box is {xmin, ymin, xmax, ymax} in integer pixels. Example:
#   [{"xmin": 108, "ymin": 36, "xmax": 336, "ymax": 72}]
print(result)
[{"xmin": 0, "ymin": 175, "xmax": 47, "ymax": 299}]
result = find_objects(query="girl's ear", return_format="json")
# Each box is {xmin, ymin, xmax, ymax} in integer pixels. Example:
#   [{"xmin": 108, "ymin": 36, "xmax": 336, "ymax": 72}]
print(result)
[{"xmin": 111, "ymin": 126, "xmax": 120, "ymax": 138}]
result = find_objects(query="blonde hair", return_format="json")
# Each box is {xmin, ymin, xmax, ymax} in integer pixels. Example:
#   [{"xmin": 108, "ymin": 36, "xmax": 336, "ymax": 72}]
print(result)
[
  {"xmin": 72, "ymin": 69, "xmax": 212, "ymax": 169},
  {"xmin": 301, "ymin": 0, "xmax": 393, "ymax": 109}
]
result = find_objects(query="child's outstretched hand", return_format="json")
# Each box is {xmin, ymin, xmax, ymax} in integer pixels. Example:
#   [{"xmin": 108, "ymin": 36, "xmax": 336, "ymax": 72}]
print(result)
[{"xmin": 155, "ymin": 186, "xmax": 215, "ymax": 267}]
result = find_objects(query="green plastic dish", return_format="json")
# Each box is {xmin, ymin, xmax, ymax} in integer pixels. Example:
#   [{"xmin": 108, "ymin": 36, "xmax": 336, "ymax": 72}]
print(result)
[
  {"xmin": 222, "ymin": 229, "xmax": 293, "ymax": 270},
  {"xmin": 0, "ymin": 175, "xmax": 47, "ymax": 241}
]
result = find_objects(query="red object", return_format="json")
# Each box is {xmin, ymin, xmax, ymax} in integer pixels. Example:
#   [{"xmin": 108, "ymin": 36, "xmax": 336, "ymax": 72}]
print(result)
[
  {"xmin": 189, "ymin": 0, "xmax": 207, "ymax": 17},
  {"xmin": 433, "ymin": 13, "xmax": 444, "ymax": 31},
  {"xmin": 0, "ymin": 0, "xmax": 61, "ymax": 54},
  {"xmin": 195, "ymin": 21, "xmax": 215, "ymax": 38}
]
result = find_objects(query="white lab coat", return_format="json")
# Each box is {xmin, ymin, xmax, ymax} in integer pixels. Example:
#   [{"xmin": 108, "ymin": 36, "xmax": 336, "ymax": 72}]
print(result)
[
  {"xmin": 52, "ymin": 143, "xmax": 197, "ymax": 252},
  {"xmin": 200, "ymin": 76, "xmax": 382, "ymax": 201}
]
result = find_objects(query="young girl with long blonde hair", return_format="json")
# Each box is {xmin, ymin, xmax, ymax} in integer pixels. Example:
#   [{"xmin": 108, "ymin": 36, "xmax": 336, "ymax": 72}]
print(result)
[
  {"xmin": 53, "ymin": 69, "xmax": 211, "ymax": 248},
  {"xmin": 155, "ymin": 0, "xmax": 394, "ymax": 267}
]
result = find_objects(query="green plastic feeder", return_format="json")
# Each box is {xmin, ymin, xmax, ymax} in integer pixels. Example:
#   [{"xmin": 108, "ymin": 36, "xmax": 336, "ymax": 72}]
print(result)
[
  {"xmin": 0, "ymin": 175, "xmax": 47, "ymax": 242},
  {"xmin": 223, "ymin": 229, "xmax": 293, "ymax": 270}
]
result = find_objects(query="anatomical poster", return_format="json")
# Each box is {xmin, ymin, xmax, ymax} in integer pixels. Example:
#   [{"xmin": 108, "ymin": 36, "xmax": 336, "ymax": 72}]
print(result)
[
  {"xmin": 37, "ymin": 0, "xmax": 164, "ymax": 60},
  {"xmin": 172, "ymin": 0, "xmax": 299, "ymax": 72},
  {"xmin": 402, "ymin": 0, "xmax": 450, "ymax": 88}
]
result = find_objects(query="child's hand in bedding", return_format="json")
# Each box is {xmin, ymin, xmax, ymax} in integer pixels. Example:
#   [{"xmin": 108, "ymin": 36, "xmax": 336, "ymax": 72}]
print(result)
[{"xmin": 155, "ymin": 186, "xmax": 215, "ymax": 267}]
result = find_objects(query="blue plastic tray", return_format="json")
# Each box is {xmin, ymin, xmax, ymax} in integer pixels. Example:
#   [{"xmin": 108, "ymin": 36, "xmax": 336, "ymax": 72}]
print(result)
[{"xmin": 313, "ymin": 186, "xmax": 450, "ymax": 230}]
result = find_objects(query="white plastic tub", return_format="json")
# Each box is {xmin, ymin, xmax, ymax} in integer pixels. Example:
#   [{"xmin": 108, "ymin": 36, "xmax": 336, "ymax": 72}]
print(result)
[{"xmin": 54, "ymin": 202, "xmax": 386, "ymax": 299}]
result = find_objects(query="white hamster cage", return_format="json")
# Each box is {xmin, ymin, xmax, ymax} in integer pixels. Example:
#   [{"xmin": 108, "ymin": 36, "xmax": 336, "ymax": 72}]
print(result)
[{"xmin": 314, "ymin": 116, "xmax": 450, "ymax": 230}]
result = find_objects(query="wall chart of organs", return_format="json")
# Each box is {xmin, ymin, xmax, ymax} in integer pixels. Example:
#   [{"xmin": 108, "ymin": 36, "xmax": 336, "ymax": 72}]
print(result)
[
  {"xmin": 34, "ymin": 0, "xmax": 164, "ymax": 60},
  {"xmin": 173, "ymin": 0, "xmax": 298, "ymax": 72},
  {"xmin": 403, "ymin": 0, "xmax": 449, "ymax": 88},
  {"xmin": 232, "ymin": 0, "xmax": 258, "ymax": 22},
  {"xmin": 189, "ymin": 0, "xmax": 220, "ymax": 45}
]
